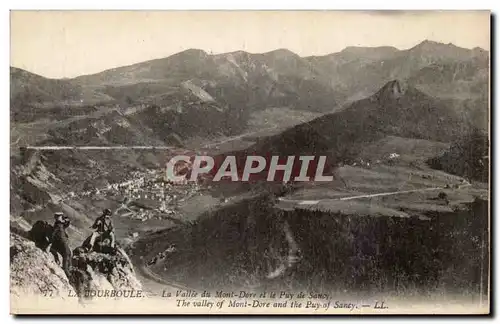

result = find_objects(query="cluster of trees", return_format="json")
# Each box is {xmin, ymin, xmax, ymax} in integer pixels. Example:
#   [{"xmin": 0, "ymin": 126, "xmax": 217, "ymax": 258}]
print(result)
[
  {"xmin": 428, "ymin": 128, "xmax": 489, "ymax": 182},
  {"xmin": 147, "ymin": 192, "xmax": 488, "ymax": 295}
]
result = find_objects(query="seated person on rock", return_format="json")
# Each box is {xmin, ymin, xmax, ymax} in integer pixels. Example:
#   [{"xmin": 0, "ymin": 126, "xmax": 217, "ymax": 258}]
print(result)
[{"xmin": 87, "ymin": 208, "xmax": 116, "ymax": 252}]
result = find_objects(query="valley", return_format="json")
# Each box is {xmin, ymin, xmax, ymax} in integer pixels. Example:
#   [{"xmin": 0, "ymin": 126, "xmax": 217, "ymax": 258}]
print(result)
[{"xmin": 10, "ymin": 39, "xmax": 490, "ymax": 304}]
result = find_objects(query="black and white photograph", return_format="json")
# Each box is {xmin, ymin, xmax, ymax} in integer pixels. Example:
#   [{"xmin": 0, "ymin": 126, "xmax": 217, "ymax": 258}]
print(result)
[{"xmin": 9, "ymin": 10, "xmax": 490, "ymax": 314}]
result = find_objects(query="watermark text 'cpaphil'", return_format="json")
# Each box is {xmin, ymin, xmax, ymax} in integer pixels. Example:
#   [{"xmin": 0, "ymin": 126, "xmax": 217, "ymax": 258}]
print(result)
[{"xmin": 165, "ymin": 155, "xmax": 334, "ymax": 183}]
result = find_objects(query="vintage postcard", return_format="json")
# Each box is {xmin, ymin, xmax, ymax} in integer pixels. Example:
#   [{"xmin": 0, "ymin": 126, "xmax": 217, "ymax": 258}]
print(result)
[{"xmin": 10, "ymin": 10, "xmax": 490, "ymax": 315}]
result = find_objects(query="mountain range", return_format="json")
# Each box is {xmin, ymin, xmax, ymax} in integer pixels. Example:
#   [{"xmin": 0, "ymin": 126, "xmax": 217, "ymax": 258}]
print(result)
[
  {"xmin": 12, "ymin": 41, "xmax": 488, "ymax": 108},
  {"xmin": 10, "ymin": 40, "xmax": 489, "ymax": 150}
]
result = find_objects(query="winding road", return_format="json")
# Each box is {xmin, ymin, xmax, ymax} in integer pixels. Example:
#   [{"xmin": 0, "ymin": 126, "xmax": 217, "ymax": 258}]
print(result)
[{"xmin": 277, "ymin": 181, "xmax": 471, "ymax": 206}]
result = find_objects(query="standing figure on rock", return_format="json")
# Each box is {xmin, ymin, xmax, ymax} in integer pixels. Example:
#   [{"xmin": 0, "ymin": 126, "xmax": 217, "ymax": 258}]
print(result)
[
  {"xmin": 87, "ymin": 208, "xmax": 115, "ymax": 252},
  {"xmin": 50, "ymin": 212, "xmax": 72, "ymax": 279}
]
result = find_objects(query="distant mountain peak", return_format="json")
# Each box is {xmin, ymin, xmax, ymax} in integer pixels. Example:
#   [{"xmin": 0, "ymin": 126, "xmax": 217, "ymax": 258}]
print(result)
[
  {"xmin": 411, "ymin": 39, "xmax": 461, "ymax": 52},
  {"xmin": 262, "ymin": 48, "xmax": 299, "ymax": 58},
  {"xmin": 10, "ymin": 66, "xmax": 24, "ymax": 73},
  {"xmin": 375, "ymin": 80, "xmax": 408, "ymax": 100},
  {"xmin": 170, "ymin": 48, "xmax": 208, "ymax": 59},
  {"xmin": 10, "ymin": 66, "xmax": 43, "ymax": 79},
  {"xmin": 333, "ymin": 46, "xmax": 400, "ymax": 61},
  {"xmin": 182, "ymin": 48, "xmax": 207, "ymax": 54},
  {"xmin": 226, "ymin": 50, "xmax": 250, "ymax": 56},
  {"xmin": 418, "ymin": 39, "xmax": 441, "ymax": 46},
  {"xmin": 341, "ymin": 45, "xmax": 398, "ymax": 53},
  {"xmin": 472, "ymin": 46, "xmax": 488, "ymax": 55}
]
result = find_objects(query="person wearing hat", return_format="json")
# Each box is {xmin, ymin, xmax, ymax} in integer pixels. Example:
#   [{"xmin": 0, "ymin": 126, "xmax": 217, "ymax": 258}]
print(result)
[
  {"xmin": 51, "ymin": 212, "xmax": 72, "ymax": 278},
  {"xmin": 88, "ymin": 208, "xmax": 116, "ymax": 252},
  {"xmin": 54, "ymin": 211, "xmax": 71, "ymax": 228}
]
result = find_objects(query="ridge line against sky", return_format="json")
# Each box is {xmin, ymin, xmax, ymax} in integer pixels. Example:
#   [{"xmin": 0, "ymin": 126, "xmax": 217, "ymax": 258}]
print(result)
[
  {"xmin": 10, "ymin": 11, "xmax": 490, "ymax": 79},
  {"xmin": 10, "ymin": 39, "xmax": 488, "ymax": 80}
]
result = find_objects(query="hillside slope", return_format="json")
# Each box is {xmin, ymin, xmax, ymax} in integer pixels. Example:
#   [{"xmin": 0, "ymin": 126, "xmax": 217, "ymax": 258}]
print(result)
[
  {"xmin": 11, "ymin": 67, "xmax": 113, "ymax": 117},
  {"xmin": 427, "ymin": 129, "xmax": 489, "ymax": 182},
  {"xmin": 135, "ymin": 194, "xmax": 488, "ymax": 294},
  {"xmin": 244, "ymin": 80, "xmax": 472, "ymax": 166}
]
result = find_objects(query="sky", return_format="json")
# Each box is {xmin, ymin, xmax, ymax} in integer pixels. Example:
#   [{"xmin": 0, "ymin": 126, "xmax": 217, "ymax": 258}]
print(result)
[{"xmin": 10, "ymin": 10, "xmax": 490, "ymax": 79}]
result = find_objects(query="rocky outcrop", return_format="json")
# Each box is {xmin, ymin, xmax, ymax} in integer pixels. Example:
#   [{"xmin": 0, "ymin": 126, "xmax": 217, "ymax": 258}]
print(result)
[
  {"xmin": 10, "ymin": 233, "xmax": 76, "ymax": 301},
  {"xmin": 11, "ymin": 151, "xmax": 64, "ymax": 210},
  {"xmin": 71, "ymin": 249, "xmax": 141, "ymax": 302},
  {"xmin": 19, "ymin": 176, "xmax": 59, "ymax": 205},
  {"xmin": 10, "ymin": 231, "xmax": 142, "ymax": 307},
  {"xmin": 374, "ymin": 79, "xmax": 408, "ymax": 101}
]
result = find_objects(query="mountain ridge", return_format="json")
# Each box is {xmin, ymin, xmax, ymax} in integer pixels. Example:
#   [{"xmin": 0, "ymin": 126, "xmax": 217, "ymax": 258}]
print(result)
[
  {"xmin": 11, "ymin": 40, "xmax": 488, "ymax": 80},
  {"xmin": 11, "ymin": 39, "xmax": 489, "ymax": 144}
]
